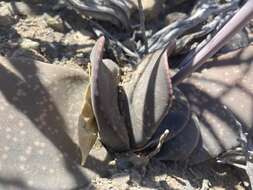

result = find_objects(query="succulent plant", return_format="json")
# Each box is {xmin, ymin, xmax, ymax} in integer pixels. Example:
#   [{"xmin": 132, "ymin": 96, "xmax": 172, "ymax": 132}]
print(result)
[
  {"xmin": 66, "ymin": 0, "xmax": 133, "ymax": 29},
  {"xmin": 90, "ymin": 37, "xmax": 174, "ymax": 152},
  {"xmin": 87, "ymin": 0, "xmax": 253, "ymax": 186},
  {"xmin": 88, "ymin": 37, "xmax": 253, "ymax": 188},
  {"xmin": 0, "ymin": 0, "xmax": 253, "ymax": 189}
]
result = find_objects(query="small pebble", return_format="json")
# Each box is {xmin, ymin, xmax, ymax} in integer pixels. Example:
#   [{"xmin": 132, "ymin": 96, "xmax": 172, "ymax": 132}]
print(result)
[
  {"xmin": 44, "ymin": 14, "xmax": 65, "ymax": 33},
  {"xmin": 0, "ymin": 3, "xmax": 15, "ymax": 26},
  {"xmin": 20, "ymin": 38, "xmax": 40, "ymax": 50}
]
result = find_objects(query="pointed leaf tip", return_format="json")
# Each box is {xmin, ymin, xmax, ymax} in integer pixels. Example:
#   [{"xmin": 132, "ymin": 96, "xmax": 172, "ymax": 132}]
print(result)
[{"xmin": 90, "ymin": 36, "xmax": 105, "ymax": 66}]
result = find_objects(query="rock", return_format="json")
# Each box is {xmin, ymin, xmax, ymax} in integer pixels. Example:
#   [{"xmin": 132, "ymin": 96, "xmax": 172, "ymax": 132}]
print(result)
[
  {"xmin": 19, "ymin": 38, "xmax": 40, "ymax": 50},
  {"xmin": 165, "ymin": 12, "xmax": 187, "ymax": 25},
  {"xmin": 44, "ymin": 14, "xmax": 65, "ymax": 33},
  {"xmin": 12, "ymin": 2, "xmax": 33, "ymax": 16},
  {"xmin": 220, "ymin": 30, "xmax": 249, "ymax": 54},
  {"xmin": 131, "ymin": 0, "xmax": 165, "ymax": 20},
  {"xmin": 142, "ymin": 0, "xmax": 164, "ymax": 20},
  {"xmin": 0, "ymin": 2, "xmax": 16, "ymax": 26}
]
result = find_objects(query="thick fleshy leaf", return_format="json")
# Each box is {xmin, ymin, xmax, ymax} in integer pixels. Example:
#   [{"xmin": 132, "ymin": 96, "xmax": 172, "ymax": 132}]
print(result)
[
  {"xmin": 179, "ymin": 83, "xmax": 242, "ymax": 158},
  {"xmin": 155, "ymin": 114, "xmax": 200, "ymax": 161},
  {"xmin": 187, "ymin": 138, "xmax": 213, "ymax": 165},
  {"xmin": 0, "ymin": 56, "xmax": 93, "ymax": 189},
  {"xmin": 90, "ymin": 37, "xmax": 130, "ymax": 151},
  {"xmin": 122, "ymin": 44, "xmax": 174, "ymax": 148},
  {"xmin": 178, "ymin": 45, "xmax": 253, "ymax": 162},
  {"xmin": 150, "ymin": 88, "xmax": 190, "ymax": 144}
]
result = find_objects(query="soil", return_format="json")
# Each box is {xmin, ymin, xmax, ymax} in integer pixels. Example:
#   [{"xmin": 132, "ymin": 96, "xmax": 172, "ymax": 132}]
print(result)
[{"xmin": 0, "ymin": 1, "xmax": 252, "ymax": 189}]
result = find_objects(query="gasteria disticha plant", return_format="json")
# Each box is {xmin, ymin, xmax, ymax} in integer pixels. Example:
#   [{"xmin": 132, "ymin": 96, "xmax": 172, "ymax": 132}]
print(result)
[{"xmin": 0, "ymin": 0, "xmax": 252, "ymax": 189}]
